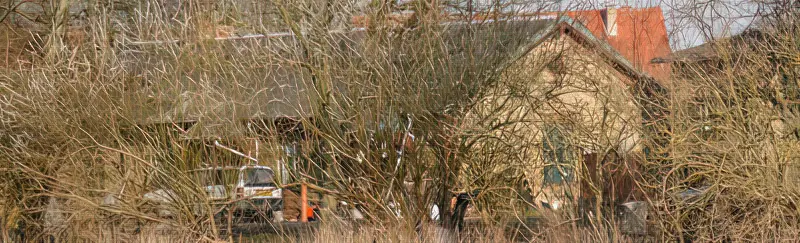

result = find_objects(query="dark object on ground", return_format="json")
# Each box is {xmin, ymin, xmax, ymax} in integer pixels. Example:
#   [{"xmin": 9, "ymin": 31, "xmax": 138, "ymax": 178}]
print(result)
[{"xmin": 451, "ymin": 191, "xmax": 479, "ymax": 231}]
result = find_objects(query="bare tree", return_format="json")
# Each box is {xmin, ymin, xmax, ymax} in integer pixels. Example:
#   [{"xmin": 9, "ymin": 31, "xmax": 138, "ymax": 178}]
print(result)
[{"xmin": 0, "ymin": 0, "xmax": 712, "ymax": 241}]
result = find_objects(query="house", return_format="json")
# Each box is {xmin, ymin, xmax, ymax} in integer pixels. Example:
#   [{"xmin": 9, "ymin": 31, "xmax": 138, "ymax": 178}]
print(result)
[
  {"xmin": 120, "ymin": 14, "xmax": 662, "ymax": 215},
  {"xmin": 652, "ymin": 27, "xmax": 799, "ymax": 145},
  {"xmin": 651, "ymin": 29, "xmax": 769, "ymax": 79},
  {"xmin": 650, "ymin": 29, "xmax": 797, "ymax": 119},
  {"xmin": 563, "ymin": 6, "xmax": 673, "ymax": 81},
  {"xmin": 352, "ymin": 6, "xmax": 673, "ymax": 81},
  {"xmin": 458, "ymin": 16, "xmax": 656, "ymax": 208}
]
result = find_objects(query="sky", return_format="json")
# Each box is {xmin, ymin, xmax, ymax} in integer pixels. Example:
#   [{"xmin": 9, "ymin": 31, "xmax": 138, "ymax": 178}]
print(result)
[
  {"xmin": 401, "ymin": 0, "xmax": 760, "ymax": 50},
  {"xmin": 562, "ymin": 0, "xmax": 761, "ymax": 50},
  {"xmin": 459, "ymin": 0, "xmax": 762, "ymax": 50}
]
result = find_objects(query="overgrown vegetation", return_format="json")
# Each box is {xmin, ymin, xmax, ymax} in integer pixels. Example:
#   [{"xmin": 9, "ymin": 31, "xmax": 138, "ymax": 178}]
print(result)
[
  {"xmin": 2, "ymin": 0, "xmax": 800, "ymax": 242},
  {"xmin": 640, "ymin": 4, "xmax": 800, "ymax": 240}
]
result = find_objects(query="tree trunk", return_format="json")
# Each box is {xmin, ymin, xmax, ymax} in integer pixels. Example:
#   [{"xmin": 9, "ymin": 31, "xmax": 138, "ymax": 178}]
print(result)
[{"xmin": 433, "ymin": 144, "xmax": 458, "ymax": 230}]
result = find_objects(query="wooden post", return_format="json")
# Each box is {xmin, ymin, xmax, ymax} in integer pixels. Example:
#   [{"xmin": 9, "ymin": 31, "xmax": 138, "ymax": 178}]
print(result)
[
  {"xmin": 301, "ymin": 183, "xmax": 309, "ymax": 222},
  {"xmin": 227, "ymin": 204, "xmax": 234, "ymax": 241}
]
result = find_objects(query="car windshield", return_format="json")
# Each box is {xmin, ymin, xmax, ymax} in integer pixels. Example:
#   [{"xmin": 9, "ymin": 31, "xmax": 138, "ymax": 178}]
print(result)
[{"xmin": 244, "ymin": 168, "xmax": 276, "ymax": 187}]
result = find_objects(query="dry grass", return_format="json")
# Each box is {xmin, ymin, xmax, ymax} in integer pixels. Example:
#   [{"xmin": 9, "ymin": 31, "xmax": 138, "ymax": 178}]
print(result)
[{"xmin": 2, "ymin": 0, "xmax": 800, "ymax": 242}]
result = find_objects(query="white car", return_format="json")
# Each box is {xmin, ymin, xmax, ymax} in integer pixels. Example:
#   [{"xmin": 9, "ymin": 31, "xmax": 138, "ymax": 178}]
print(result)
[{"xmin": 143, "ymin": 165, "xmax": 282, "ymax": 220}]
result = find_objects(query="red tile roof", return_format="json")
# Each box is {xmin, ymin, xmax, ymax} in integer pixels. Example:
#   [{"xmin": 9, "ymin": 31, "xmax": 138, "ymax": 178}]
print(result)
[
  {"xmin": 565, "ymin": 7, "xmax": 672, "ymax": 81},
  {"xmin": 350, "ymin": 6, "xmax": 673, "ymax": 81}
]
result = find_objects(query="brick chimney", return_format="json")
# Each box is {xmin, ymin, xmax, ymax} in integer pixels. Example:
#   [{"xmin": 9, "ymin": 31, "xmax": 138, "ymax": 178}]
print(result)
[
  {"xmin": 601, "ymin": 2, "xmax": 619, "ymax": 37},
  {"xmin": 605, "ymin": 8, "xmax": 618, "ymax": 36}
]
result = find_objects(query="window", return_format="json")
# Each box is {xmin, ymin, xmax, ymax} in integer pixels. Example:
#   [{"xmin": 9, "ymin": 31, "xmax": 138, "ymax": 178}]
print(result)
[
  {"xmin": 542, "ymin": 125, "xmax": 574, "ymax": 184},
  {"xmin": 244, "ymin": 168, "xmax": 276, "ymax": 187},
  {"xmin": 280, "ymin": 143, "xmax": 299, "ymax": 183}
]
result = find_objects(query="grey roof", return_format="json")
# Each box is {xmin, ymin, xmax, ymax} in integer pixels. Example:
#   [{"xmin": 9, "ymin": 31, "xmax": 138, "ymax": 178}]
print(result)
[
  {"xmin": 122, "ymin": 35, "xmax": 317, "ymax": 126},
  {"xmin": 650, "ymin": 41, "xmax": 718, "ymax": 64},
  {"xmin": 124, "ymin": 16, "xmax": 647, "ymax": 127},
  {"xmin": 651, "ymin": 29, "xmax": 765, "ymax": 64}
]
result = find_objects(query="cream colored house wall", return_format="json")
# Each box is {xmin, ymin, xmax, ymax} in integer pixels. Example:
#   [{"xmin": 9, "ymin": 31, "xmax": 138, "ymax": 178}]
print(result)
[{"xmin": 468, "ymin": 34, "xmax": 642, "ymax": 205}]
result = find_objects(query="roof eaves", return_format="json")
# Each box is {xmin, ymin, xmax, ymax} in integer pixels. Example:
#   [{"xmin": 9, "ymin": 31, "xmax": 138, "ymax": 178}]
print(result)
[
  {"xmin": 490, "ymin": 15, "xmax": 652, "ymax": 86},
  {"xmin": 490, "ymin": 20, "xmax": 561, "ymax": 75},
  {"xmin": 554, "ymin": 16, "xmax": 646, "ymax": 81}
]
